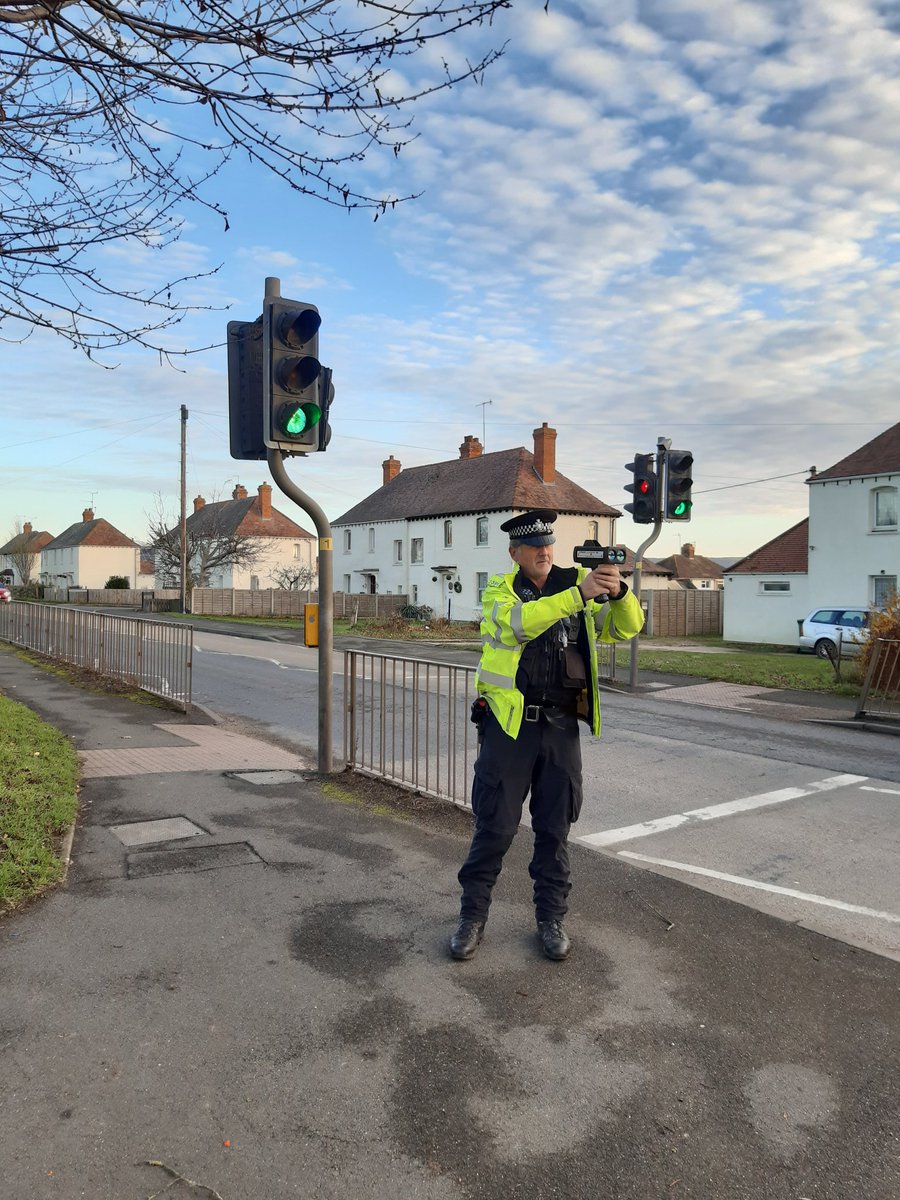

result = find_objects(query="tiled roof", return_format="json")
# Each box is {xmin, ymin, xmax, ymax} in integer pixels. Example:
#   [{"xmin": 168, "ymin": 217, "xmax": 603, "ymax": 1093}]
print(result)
[
  {"xmin": 727, "ymin": 518, "xmax": 809, "ymax": 574},
  {"xmin": 0, "ymin": 529, "xmax": 54, "ymax": 554},
  {"xmin": 809, "ymin": 422, "xmax": 900, "ymax": 482},
  {"xmin": 186, "ymin": 497, "xmax": 314, "ymax": 539},
  {"xmin": 618, "ymin": 548, "xmax": 671, "ymax": 577},
  {"xmin": 44, "ymin": 519, "xmax": 138, "ymax": 551},
  {"xmin": 333, "ymin": 447, "xmax": 619, "ymax": 525},
  {"xmin": 653, "ymin": 551, "xmax": 724, "ymax": 581}
]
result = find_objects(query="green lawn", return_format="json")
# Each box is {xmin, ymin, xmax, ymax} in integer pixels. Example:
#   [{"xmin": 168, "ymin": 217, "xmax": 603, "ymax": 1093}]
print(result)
[
  {"xmin": 0, "ymin": 693, "xmax": 80, "ymax": 910},
  {"xmin": 637, "ymin": 647, "xmax": 861, "ymax": 695}
]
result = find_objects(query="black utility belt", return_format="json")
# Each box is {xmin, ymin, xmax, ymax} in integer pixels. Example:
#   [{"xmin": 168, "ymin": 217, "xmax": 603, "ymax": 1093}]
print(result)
[{"xmin": 523, "ymin": 703, "xmax": 577, "ymax": 723}]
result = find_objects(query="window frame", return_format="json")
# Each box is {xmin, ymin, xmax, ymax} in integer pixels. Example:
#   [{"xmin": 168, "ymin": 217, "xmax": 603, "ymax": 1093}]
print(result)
[
  {"xmin": 476, "ymin": 516, "xmax": 489, "ymax": 546},
  {"xmin": 411, "ymin": 537, "xmax": 424, "ymax": 564},
  {"xmin": 872, "ymin": 485, "xmax": 898, "ymax": 531}
]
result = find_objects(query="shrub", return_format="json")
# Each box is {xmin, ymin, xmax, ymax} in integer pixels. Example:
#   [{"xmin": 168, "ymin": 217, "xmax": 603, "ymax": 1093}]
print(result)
[
  {"xmin": 398, "ymin": 604, "xmax": 434, "ymax": 620},
  {"xmin": 859, "ymin": 594, "xmax": 900, "ymax": 678},
  {"xmin": 104, "ymin": 576, "xmax": 130, "ymax": 589}
]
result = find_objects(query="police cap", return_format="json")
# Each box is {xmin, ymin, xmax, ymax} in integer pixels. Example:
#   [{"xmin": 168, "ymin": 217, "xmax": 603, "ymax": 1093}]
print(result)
[{"xmin": 500, "ymin": 509, "xmax": 557, "ymax": 546}]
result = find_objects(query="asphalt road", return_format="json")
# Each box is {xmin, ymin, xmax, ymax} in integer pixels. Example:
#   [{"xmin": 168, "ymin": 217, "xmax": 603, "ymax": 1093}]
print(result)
[{"xmin": 188, "ymin": 626, "xmax": 900, "ymax": 960}]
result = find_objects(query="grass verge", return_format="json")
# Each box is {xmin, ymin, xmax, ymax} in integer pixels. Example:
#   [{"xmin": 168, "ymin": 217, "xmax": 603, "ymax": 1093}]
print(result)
[
  {"xmin": 0, "ymin": 693, "xmax": 79, "ymax": 911},
  {"xmin": 637, "ymin": 648, "xmax": 862, "ymax": 695}
]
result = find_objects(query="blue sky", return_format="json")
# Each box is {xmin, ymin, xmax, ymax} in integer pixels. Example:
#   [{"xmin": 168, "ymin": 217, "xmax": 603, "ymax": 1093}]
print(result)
[{"xmin": 3, "ymin": 0, "xmax": 899, "ymax": 560}]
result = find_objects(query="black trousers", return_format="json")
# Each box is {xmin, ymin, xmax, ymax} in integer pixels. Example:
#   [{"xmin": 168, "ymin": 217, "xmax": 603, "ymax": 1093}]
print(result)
[{"xmin": 458, "ymin": 708, "xmax": 584, "ymax": 923}]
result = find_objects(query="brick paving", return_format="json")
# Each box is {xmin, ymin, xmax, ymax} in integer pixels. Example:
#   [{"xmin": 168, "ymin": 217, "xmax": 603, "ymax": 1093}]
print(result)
[{"xmin": 79, "ymin": 723, "xmax": 308, "ymax": 778}]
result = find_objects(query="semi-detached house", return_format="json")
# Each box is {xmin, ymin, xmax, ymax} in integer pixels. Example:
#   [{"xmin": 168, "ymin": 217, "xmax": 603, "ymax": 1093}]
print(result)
[
  {"xmin": 39, "ymin": 508, "xmax": 139, "ymax": 589},
  {"xmin": 724, "ymin": 421, "xmax": 899, "ymax": 646},
  {"xmin": 331, "ymin": 424, "xmax": 624, "ymax": 621}
]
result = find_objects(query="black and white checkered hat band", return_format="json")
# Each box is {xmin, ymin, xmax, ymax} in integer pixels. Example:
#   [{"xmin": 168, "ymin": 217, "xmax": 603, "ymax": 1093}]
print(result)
[{"xmin": 511, "ymin": 520, "xmax": 552, "ymax": 537}]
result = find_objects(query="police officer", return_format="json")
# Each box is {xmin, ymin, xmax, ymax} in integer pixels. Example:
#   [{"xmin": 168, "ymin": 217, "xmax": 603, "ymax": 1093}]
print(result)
[{"xmin": 450, "ymin": 509, "xmax": 644, "ymax": 961}]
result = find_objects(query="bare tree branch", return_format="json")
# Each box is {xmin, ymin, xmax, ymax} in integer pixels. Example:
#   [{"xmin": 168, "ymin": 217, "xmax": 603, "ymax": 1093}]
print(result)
[
  {"xmin": 146, "ymin": 492, "xmax": 265, "ymax": 591},
  {"xmin": 0, "ymin": 0, "xmax": 510, "ymax": 357}
]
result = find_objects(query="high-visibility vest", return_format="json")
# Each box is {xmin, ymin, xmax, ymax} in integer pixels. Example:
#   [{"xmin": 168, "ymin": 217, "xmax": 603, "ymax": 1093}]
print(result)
[{"xmin": 475, "ymin": 565, "xmax": 644, "ymax": 739}]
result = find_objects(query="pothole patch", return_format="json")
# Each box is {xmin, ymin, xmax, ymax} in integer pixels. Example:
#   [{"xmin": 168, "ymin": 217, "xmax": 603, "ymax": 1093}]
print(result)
[
  {"xmin": 108, "ymin": 817, "xmax": 207, "ymax": 847},
  {"xmin": 126, "ymin": 842, "xmax": 263, "ymax": 878}
]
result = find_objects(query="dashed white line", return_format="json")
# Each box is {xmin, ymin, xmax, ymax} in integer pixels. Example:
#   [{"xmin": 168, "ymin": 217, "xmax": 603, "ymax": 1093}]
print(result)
[
  {"xmin": 578, "ymin": 773, "xmax": 867, "ymax": 848},
  {"xmin": 617, "ymin": 851, "xmax": 900, "ymax": 924},
  {"xmin": 860, "ymin": 785, "xmax": 900, "ymax": 795}
]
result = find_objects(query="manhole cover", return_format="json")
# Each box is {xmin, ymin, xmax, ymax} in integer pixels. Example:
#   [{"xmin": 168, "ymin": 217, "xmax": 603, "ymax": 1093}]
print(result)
[
  {"xmin": 109, "ymin": 817, "xmax": 206, "ymax": 847},
  {"xmin": 229, "ymin": 770, "xmax": 306, "ymax": 786},
  {"xmin": 127, "ymin": 842, "xmax": 263, "ymax": 878}
]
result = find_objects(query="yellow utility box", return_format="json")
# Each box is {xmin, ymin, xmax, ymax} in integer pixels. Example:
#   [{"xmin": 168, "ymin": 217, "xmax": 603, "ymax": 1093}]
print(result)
[{"xmin": 304, "ymin": 603, "xmax": 319, "ymax": 647}]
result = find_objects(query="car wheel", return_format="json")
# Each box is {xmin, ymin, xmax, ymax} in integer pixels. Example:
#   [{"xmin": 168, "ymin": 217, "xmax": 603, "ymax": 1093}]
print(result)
[{"xmin": 814, "ymin": 638, "xmax": 836, "ymax": 659}]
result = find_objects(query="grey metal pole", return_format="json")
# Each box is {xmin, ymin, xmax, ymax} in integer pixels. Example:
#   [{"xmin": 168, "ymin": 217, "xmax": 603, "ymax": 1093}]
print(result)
[
  {"xmin": 627, "ymin": 436, "xmax": 670, "ymax": 691},
  {"xmin": 179, "ymin": 405, "xmax": 188, "ymax": 613},
  {"xmin": 267, "ymin": 449, "xmax": 334, "ymax": 774}
]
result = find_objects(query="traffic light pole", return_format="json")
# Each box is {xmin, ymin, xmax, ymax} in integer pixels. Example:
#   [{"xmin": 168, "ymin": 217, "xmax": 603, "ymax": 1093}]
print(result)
[
  {"xmin": 267, "ymin": 449, "xmax": 334, "ymax": 774},
  {"xmin": 627, "ymin": 438, "xmax": 670, "ymax": 691}
]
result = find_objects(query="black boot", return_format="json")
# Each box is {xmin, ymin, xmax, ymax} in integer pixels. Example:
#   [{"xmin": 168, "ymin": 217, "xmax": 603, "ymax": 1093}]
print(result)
[
  {"xmin": 537, "ymin": 919, "xmax": 570, "ymax": 961},
  {"xmin": 449, "ymin": 918, "xmax": 485, "ymax": 961}
]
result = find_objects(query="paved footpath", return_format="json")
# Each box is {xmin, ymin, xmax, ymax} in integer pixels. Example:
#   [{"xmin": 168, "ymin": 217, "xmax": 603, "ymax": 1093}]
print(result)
[{"xmin": 0, "ymin": 647, "xmax": 898, "ymax": 1200}]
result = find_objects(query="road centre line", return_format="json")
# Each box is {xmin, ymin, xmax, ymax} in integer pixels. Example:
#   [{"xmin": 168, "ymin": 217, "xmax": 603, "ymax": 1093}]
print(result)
[
  {"xmin": 578, "ymin": 774, "xmax": 867, "ymax": 848},
  {"xmin": 617, "ymin": 851, "xmax": 900, "ymax": 925}
]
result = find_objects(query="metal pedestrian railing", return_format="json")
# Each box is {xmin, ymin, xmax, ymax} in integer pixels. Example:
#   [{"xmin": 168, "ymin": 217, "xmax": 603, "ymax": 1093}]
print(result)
[
  {"xmin": 855, "ymin": 639, "xmax": 900, "ymax": 723},
  {"xmin": 0, "ymin": 602, "xmax": 193, "ymax": 711},
  {"xmin": 342, "ymin": 644, "xmax": 620, "ymax": 806},
  {"xmin": 344, "ymin": 650, "xmax": 478, "ymax": 807}
]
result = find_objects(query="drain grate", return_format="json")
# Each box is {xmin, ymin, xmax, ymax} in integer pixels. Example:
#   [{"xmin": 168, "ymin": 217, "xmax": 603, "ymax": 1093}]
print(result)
[
  {"xmin": 126, "ymin": 841, "xmax": 263, "ymax": 878},
  {"xmin": 108, "ymin": 817, "xmax": 206, "ymax": 847}
]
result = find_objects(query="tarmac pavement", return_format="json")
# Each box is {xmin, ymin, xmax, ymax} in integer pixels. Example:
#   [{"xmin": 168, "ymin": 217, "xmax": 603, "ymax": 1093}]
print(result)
[{"xmin": 0, "ymin": 645, "xmax": 898, "ymax": 1200}]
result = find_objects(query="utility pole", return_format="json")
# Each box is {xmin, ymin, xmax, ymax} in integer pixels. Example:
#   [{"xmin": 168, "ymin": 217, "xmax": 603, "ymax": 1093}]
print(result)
[
  {"xmin": 628, "ymin": 436, "xmax": 669, "ymax": 690},
  {"xmin": 180, "ymin": 405, "xmax": 188, "ymax": 614}
]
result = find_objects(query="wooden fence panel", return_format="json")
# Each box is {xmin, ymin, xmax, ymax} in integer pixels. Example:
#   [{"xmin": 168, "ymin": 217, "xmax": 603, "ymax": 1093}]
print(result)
[
  {"xmin": 646, "ymin": 589, "xmax": 722, "ymax": 637},
  {"xmin": 190, "ymin": 588, "xmax": 409, "ymax": 619}
]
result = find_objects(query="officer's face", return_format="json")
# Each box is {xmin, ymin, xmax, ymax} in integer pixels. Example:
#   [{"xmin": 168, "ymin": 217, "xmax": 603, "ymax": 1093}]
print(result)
[{"xmin": 510, "ymin": 540, "xmax": 554, "ymax": 585}]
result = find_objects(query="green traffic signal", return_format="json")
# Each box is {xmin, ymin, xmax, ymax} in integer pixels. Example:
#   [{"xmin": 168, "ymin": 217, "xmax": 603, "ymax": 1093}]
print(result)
[{"xmin": 278, "ymin": 401, "xmax": 321, "ymax": 438}]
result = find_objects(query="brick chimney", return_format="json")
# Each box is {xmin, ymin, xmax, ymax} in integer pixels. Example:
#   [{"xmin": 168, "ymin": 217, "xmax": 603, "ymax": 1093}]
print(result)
[
  {"xmin": 193, "ymin": 495, "xmax": 205, "ymax": 512},
  {"xmin": 23, "ymin": 522, "xmax": 32, "ymax": 535},
  {"xmin": 681, "ymin": 543, "xmax": 695, "ymax": 558},
  {"xmin": 459, "ymin": 435, "xmax": 483, "ymax": 460},
  {"xmin": 533, "ymin": 423, "xmax": 557, "ymax": 484},
  {"xmin": 258, "ymin": 482, "xmax": 273, "ymax": 519},
  {"xmin": 232, "ymin": 484, "xmax": 248, "ymax": 500},
  {"xmin": 383, "ymin": 455, "xmax": 401, "ymax": 485},
  {"xmin": 82, "ymin": 508, "xmax": 94, "ymax": 523}
]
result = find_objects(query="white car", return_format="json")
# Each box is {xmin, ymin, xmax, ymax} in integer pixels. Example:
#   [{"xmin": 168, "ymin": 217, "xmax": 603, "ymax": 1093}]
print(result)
[{"xmin": 798, "ymin": 607, "xmax": 869, "ymax": 658}]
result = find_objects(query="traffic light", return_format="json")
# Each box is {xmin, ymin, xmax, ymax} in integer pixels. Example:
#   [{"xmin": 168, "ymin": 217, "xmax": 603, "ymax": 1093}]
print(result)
[
  {"xmin": 227, "ymin": 318, "xmax": 266, "ymax": 460},
  {"xmin": 263, "ymin": 298, "xmax": 323, "ymax": 453},
  {"xmin": 665, "ymin": 450, "xmax": 693, "ymax": 520},
  {"xmin": 624, "ymin": 453, "xmax": 658, "ymax": 523},
  {"xmin": 317, "ymin": 367, "xmax": 334, "ymax": 453}
]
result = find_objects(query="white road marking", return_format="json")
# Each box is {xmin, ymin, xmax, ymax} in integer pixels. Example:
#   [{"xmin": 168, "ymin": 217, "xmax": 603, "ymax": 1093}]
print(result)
[
  {"xmin": 860, "ymin": 785, "xmax": 900, "ymax": 795},
  {"xmin": 617, "ymin": 851, "xmax": 900, "ymax": 924},
  {"xmin": 578, "ymin": 773, "xmax": 867, "ymax": 847}
]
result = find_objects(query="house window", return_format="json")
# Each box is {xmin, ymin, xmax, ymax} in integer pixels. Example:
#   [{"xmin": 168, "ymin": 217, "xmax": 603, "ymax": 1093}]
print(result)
[
  {"xmin": 588, "ymin": 521, "xmax": 599, "ymax": 540},
  {"xmin": 343, "ymin": 574, "xmax": 351, "ymax": 592},
  {"xmin": 343, "ymin": 529, "xmax": 351, "ymax": 553},
  {"xmin": 476, "ymin": 517, "xmax": 489, "ymax": 546},
  {"xmin": 759, "ymin": 581, "xmax": 791, "ymax": 594},
  {"xmin": 873, "ymin": 575, "xmax": 897, "ymax": 607},
  {"xmin": 872, "ymin": 487, "xmax": 898, "ymax": 530},
  {"xmin": 250, "ymin": 575, "xmax": 259, "ymax": 590},
  {"xmin": 444, "ymin": 520, "xmax": 453, "ymax": 548},
  {"xmin": 394, "ymin": 539, "xmax": 403, "ymax": 563},
  {"xmin": 412, "ymin": 584, "xmax": 418, "ymax": 604},
  {"xmin": 411, "ymin": 538, "xmax": 424, "ymax": 563},
  {"xmin": 368, "ymin": 527, "xmax": 375, "ymax": 552},
  {"xmin": 476, "ymin": 571, "xmax": 489, "ymax": 600},
  {"xmin": 293, "ymin": 543, "xmax": 303, "ymax": 559}
]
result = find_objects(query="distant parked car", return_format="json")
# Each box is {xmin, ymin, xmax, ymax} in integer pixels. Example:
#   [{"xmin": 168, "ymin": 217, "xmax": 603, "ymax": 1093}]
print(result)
[
  {"xmin": 798, "ymin": 607, "xmax": 870, "ymax": 658},
  {"xmin": 0, "ymin": 586, "xmax": 11, "ymax": 603}
]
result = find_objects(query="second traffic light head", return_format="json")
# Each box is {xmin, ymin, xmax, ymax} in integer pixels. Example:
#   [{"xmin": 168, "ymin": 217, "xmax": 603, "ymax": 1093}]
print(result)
[
  {"xmin": 624, "ymin": 453, "xmax": 658, "ymax": 523},
  {"xmin": 666, "ymin": 450, "xmax": 694, "ymax": 520},
  {"xmin": 264, "ymin": 298, "xmax": 323, "ymax": 453}
]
